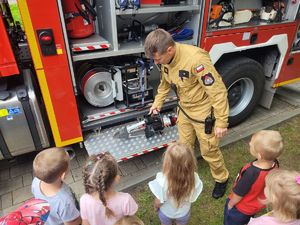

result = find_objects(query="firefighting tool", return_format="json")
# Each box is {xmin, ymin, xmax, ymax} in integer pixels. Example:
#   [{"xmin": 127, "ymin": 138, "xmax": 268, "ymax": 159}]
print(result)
[
  {"xmin": 260, "ymin": 0, "xmax": 285, "ymax": 22},
  {"xmin": 209, "ymin": 0, "xmax": 235, "ymax": 27},
  {"xmin": 116, "ymin": 0, "xmax": 141, "ymax": 10},
  {"xmin": 62, "ymin": 0, "xmax": 97, "ymax": 38},
  {"xmin": 113, "ymin": 114, "xmax": 177, "ymax": 139},
  {"xmin": 210, "ymin": 0, "xmax": 253, "ymax": 27},
  {"xmin": 170, "ymin": 27, "xmax": 194, "ymax": 41},
  {"xmin": 79, "ymin": 66, "xmax": 123, "ymax": 107},
  {"xmin": 118, "ymin": 20, "xmax": 158, "ymax": 42},
  {"xmin": 122, "ymin": 59, "xmax": 154, "ymax": 108}
]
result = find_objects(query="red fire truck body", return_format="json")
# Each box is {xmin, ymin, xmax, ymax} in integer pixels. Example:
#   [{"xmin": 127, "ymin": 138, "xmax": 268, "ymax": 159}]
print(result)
[{"xmin": 0, "ymin": 0, "xmax": 299, "ymax": 160}]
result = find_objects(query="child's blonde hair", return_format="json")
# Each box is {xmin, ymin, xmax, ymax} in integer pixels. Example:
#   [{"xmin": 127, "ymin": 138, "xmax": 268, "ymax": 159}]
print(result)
[
  {"xmin": 252, "ymin": 130, "xmax": 283, "ymax": 160},
  {"xmin": 162, "ymin": 142, "xmax": 197, "ymax": 207},
  {"xmin": 82, "ymin": 152, "xmax": 118, "ymax": 218},
  {"xmin": 114, "ymin": 215, "xmax": 144, "ymax": 225},
  {"xmin": 33, "ymin": 147, "xmax": 69, "ymax": 183},
  {"xmin": 264, "ymin": 169, "xmax": 300, "ymax": 222}
]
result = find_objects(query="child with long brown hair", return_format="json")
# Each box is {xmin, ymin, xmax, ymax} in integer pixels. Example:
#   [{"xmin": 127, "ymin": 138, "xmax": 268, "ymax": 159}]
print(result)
[
  {"xmin": 80, "ymin": 152, "xmax": 138, "ymax": 225},
  {"xmin": 248, "ymin": 169, "xmax": 300, "ymax": 225},
  {"xmin": 148, "ymin": 143, "xmax": 203, "ymax": 225}
]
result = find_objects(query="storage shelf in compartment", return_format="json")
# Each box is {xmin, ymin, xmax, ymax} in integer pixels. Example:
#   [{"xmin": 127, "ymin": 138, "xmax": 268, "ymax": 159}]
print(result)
[
  {"xmin": 118, "ymin": 40, "xmax": 145, "ymax": 53},
  {"xmin": 73, "ymin": 38, "xmax": 197, "ymax": 61},
  {"xmin": 71, "ymin": 34, "xmax": 111, "ymax": 52},
  {"xmin": 73, "ymin": 48, "xmax": 118, "ymax": 61},
  {"xmin": 116, "ymin": 4, "xmax": 200, "ymax": 15},
  {"xmin": 118, "ymin": 38, "xmax": 196, "ymax": 53}
]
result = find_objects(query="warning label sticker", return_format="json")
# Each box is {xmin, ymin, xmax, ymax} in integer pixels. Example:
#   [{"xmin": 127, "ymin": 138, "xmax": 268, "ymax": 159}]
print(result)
[{"xmin": 0, "ymin": 109, "xmax": 8, "ymax": 117}]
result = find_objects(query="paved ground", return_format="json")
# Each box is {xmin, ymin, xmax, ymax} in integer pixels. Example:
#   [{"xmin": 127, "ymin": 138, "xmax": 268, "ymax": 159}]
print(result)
[{"xmin": 0, "ymin": 81, "xmax": 299, "ymax": 216}]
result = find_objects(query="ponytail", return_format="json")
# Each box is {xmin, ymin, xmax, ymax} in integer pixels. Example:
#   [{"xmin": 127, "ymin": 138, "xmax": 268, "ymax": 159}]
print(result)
[
  {"xmin": 82, "ymin": 152, "xmax": 118, "ymax": 218},
  {"xmin": 98, "ymin": 171, "xmax": 115, "ymax": 218}
]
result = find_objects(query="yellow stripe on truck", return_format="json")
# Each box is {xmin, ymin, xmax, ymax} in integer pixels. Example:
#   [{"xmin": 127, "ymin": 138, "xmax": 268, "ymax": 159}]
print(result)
[{"xmin": 273, "ymin": 77, "xmax": 300, "ymax": 87}]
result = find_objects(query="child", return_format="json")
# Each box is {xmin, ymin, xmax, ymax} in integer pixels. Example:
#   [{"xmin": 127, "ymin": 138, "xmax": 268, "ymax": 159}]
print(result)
[
  {"xmin": 114, "ymin": 216, "xmax": 144, "ymax": 225},
  {"xmin": 224, "ymin": 130, "xmax": 283, "ymax": 225},
  {"xmin": 32, "ymin": 147, "xmax": 81, "ymax": 225},
  {"xmin": 148, "ymin": 143, "xmax": 203, "ymax": 225},
  {"xmin": 248, "ymin": 169, "xmax": 300, "ymax": 225},
  {"xmin": 80, "ymin": 152, "xmax": 138, "ymax": 225}
]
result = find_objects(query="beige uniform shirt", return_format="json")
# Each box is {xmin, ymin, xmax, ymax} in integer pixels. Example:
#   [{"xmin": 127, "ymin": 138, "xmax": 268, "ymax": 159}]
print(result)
[{"xmin": 152, "ymin": 43, "xmax": 229, "ymax": 128}]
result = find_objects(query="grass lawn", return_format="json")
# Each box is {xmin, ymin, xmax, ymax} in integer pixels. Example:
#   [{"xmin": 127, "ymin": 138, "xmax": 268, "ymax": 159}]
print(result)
[{"xmin": 132, "ymin": 115, "xmax": 300, "ymax": 225}]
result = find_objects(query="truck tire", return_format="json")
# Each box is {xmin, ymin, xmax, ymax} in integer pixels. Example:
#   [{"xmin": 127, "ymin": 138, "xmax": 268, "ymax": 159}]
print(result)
[{"xmin": 217, "ymin": 57, "xmax": 265, "ymax": 126}]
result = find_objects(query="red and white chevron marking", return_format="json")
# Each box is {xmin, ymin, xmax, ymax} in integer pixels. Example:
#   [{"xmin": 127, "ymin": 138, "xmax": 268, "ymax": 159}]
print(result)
[
  {"xmin": 87, "ymin": 108, "xmax": 128, "ymax": 121},
  {"xmin": 84, "ymin": 96, "xmax": 178, "ymax": 123},
  {"xmin": 72, "ymin": 44, "xmax": 110, "ymax": 52},
  {"xmin": 118, "ymin": 142, "xmax": 175, "ymax": 162}
]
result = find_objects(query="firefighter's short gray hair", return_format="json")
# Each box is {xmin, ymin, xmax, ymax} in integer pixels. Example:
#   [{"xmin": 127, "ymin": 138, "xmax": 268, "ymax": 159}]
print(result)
[{"xmin": 144, "ymin": 29, "xmax": 175, "ymax": 58}]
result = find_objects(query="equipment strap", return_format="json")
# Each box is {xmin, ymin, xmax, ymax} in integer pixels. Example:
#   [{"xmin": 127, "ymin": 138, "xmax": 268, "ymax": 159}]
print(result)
[
  {"xmin": 17, "ymin": 87, "xmax": 42, "ymax": 151},
  {"xmin": 0, "ymin": 129, "xmax": 13, "ymax": 160},
  {"xmin": 137, "ymin": 58, "xmax": 146, "ymax": 107},
  {"xmin": 171, "ymin": 84, "xmax": 213, "ymax": 124}
]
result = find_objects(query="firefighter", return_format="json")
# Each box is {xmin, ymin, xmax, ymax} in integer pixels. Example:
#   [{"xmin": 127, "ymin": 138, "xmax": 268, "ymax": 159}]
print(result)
[{"xmin": 145, "ymin": 29, "xmax": 229, "ymax": 199}]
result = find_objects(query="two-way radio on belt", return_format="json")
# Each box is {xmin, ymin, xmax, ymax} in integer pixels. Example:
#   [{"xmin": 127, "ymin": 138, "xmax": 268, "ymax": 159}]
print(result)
[{"xmin": 171, "ymin": 84, "xmax": 215, "ymax": 134}]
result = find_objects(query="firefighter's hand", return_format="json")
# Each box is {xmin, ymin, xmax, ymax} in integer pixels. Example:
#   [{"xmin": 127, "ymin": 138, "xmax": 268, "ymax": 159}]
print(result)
[
  {"xmin": 215, "ymin": 127, "xmax": 227, "ymax": 138},
  {"xmin": 149, "ymin": 105, "xmax": 160, "ymax": 115}
]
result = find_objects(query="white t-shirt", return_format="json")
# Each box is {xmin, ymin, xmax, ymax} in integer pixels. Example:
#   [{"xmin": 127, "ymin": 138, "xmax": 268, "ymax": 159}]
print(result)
[{"xmin": 148, "ymin": 172, "xmax": 203, "ymax": 218}]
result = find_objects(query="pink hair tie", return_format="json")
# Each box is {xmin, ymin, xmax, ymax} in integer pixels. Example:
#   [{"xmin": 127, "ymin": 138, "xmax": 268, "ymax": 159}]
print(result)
[
  {"xmin": 96, "ymin": 153, "xmax": 105, "ymax": 160},
  {"xmin": 296, "ymin": 175, "xmax": 300, "ymax": 185}
]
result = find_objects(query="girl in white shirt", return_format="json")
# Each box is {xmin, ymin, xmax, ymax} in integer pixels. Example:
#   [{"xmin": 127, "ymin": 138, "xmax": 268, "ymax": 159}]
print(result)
[{"xmin": 148, "ymin": 142, "xmax": 203, "ymax": 225}]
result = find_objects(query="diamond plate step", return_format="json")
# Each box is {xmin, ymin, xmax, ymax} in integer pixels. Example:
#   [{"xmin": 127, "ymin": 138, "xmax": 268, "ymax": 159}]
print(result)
[{"xmin": 84, "ymin": 114, "xmax": 178, "ymax": 161}]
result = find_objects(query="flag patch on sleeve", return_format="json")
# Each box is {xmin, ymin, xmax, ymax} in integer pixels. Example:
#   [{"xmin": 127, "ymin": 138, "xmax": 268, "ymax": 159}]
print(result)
[
  {"xmin": 196, "ymin": 64, "xmax": 204, "ymax": 73},
  {"xmin": 201, "ymin": 73, "xmax": 215, "ymax": 86}
]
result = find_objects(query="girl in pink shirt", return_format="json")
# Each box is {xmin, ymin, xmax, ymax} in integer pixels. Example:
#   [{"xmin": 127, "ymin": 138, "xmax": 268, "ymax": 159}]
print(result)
[
  {"xmin": 80, "ymin": 152, "xmax": 138, "ymax": 225},
  {"xmin": 248, "ymin": 169, "xmax": 300, "ymax": 225}
]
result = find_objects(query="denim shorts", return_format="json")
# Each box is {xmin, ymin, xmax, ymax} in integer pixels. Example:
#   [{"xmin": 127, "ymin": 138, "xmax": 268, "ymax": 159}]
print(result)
[{"xmin": 158, "ymin": 209, "xmax": 190, "ymax": 225}]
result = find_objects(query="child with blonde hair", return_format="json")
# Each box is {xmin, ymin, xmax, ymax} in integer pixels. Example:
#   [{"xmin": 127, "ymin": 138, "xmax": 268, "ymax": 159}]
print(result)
[
  {"xmin": 248, "ymin": 169, "xmax": 300, "ymax": 225},
  {"xmin": 32, "ymin": 147, "xmax": 81, "ymax": 225},
  {"xmin": 148, "ymin": 142, "xmax": 203, "ymax": 225},
  {"xmin": 114, "ymin": 215, "xmax": 144, "ymax": 225},
  {"xmin": 224, "ymin": 130, "xmax": 283, "ymax": 225},
  {"xmin": 80, "ymin": 152, "xmax": 138, "ymax": 225}
]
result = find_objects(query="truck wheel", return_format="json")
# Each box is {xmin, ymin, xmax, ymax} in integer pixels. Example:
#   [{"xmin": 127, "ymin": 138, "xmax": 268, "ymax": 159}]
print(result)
[{"xmin": 217, "ymin": 57, "xmax": 265, "ymax": 126}]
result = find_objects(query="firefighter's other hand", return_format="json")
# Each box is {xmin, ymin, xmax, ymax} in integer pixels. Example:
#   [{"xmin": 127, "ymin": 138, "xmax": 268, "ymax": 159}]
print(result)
[
  {"xmin": 215, "ymin": 127, "xmax": 227, "ymax": 138},
  {"xmin": 149, "ymin": 106, "xmax": 160, "ymax": 115}
]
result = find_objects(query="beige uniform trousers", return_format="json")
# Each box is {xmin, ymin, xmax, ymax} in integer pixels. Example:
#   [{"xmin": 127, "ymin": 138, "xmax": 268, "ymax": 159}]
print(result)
[{"xmin": 177, "ymin": 110, "xmax": 229, "ymax": 183}]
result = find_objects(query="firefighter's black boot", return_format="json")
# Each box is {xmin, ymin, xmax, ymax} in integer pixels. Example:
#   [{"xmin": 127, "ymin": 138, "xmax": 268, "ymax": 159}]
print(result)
[{"xmin": 212, "ymin": 179, "xmax": 228, "ymax": 199}]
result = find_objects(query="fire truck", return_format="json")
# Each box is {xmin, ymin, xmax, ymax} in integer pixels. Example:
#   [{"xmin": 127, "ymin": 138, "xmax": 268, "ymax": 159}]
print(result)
[{"xmin": 0, "ymin": 0, "xmax": 300, "ymax": 161}]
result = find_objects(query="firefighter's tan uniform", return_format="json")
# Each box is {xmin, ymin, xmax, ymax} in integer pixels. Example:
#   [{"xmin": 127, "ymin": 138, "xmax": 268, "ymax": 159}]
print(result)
[{"xmin": 152, "ymin": 43, "xmax": 229, "ymax": 183}]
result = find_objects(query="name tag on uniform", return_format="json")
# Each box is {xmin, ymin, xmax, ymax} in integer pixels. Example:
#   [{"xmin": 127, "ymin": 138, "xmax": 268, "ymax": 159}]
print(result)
[{"xmin": 179, "ymin": 70, "xmax": 189, "ymax": 81}]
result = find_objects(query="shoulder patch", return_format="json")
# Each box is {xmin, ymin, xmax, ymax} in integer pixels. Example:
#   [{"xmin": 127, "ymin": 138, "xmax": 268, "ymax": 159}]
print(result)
[
  {"xmin": 201, "ymin": 73, "xmax": 215, "ymax": 86},
  {"xmin": 196, "ymin": 64, "xmax": 204, "ymax": 73}
]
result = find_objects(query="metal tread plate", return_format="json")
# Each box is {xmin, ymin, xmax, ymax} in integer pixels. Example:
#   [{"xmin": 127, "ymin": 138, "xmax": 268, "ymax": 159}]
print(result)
[{"xmin": 84, "ymin": 113, "xmax": 178, "ymax": 161}]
